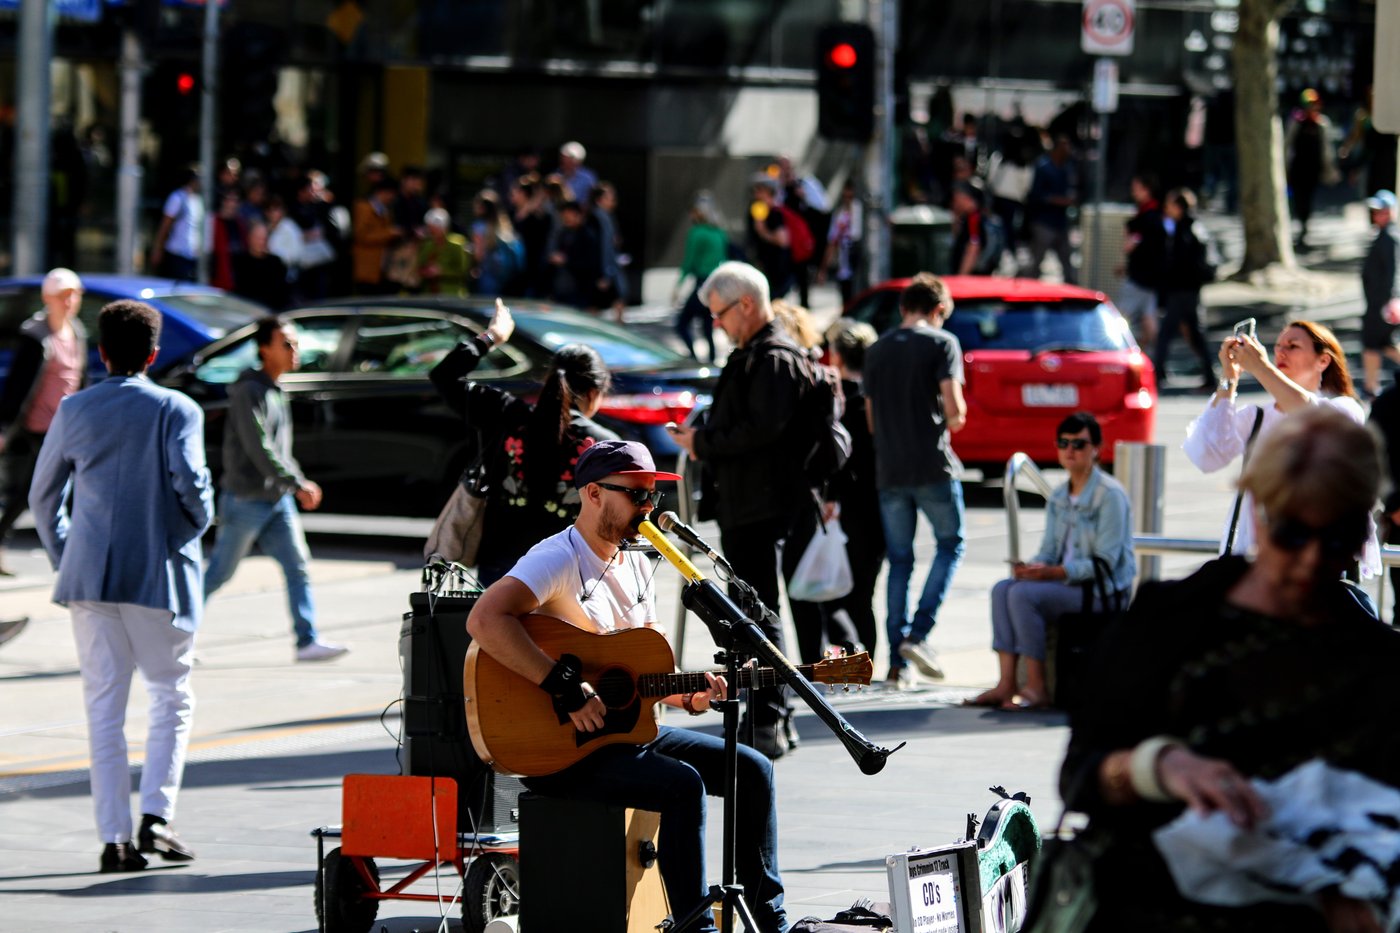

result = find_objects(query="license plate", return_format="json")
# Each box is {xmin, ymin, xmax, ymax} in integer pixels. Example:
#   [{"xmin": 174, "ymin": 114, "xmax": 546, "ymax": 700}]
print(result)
[{"xmin": 1021, "ymin": 384, "xmax": 1078, "ymax": 407}]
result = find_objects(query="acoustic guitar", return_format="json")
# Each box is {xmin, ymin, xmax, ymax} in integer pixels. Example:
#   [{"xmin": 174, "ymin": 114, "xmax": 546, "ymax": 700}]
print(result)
[{"xmin": 463, "ymin": 615, "xmax": 873, "ymax": 777}]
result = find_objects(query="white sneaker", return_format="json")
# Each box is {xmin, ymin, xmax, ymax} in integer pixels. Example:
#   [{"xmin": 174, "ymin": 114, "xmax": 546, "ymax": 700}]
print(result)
[
  {"xmin": 296, "ymin": 641, "xmax": 350, "ymax": 662},
  {"xmin": 898, "ymin": 640, "xmax": 945, "ymax": 680}
]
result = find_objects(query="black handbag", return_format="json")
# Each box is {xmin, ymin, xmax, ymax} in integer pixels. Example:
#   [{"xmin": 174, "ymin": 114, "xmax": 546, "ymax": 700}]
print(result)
[
  {"xmin": 1021, "ymin": 817, "xmax": 1108, "ymax": 933},
  {"xmin": 1047, "ymin": 555, "xmax": 1126, "ymax": 714},
  {"xmin": 1022, "ymin": 764, "xmax": 1109, "ymax": 933}
]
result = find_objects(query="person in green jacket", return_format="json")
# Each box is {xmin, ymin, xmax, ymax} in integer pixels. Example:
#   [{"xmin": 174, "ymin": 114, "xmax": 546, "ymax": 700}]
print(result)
[
  {"xmin": 671, "ymin": 193, "xmax": 729, "ymax": 362},
  {"xmin": 418, "ymin": 208, "xmax": 472, "ymax": 296}
]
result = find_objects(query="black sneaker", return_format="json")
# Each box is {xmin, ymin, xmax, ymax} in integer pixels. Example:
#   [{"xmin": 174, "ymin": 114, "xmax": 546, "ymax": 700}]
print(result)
[
  {"xmin": 99, "ymin": 842, "xmax": 148, "ymax": 873},
  {"xmin": 138, "ymin": 815, "xmax": 196, "ymax": 862},
  {"xmin": 781, "ymin": 710, "xmax": 800, "ymax": 751},
  {"xmin": 744, "ymin": 723, "xmax": 789, "ymax": 760}
]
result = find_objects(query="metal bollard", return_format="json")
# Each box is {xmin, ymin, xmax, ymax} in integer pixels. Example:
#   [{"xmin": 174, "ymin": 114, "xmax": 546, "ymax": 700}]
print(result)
[{"xmin": 1114, "ymin": 442, "xmax": 1166, "ymax": 584}]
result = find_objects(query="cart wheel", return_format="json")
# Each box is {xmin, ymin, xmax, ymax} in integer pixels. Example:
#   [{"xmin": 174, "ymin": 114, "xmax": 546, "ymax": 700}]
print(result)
[
  {"xmin": 314, "ymin": 847, "xmax": 379, "ymax": 933},
  {"xmin": 461, "ymin": 853, "xmax": 520, "ymax": 933}
]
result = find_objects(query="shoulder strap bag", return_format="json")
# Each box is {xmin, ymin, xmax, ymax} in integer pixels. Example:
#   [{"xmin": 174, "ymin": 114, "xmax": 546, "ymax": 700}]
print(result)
[{"xmin": 1223, "ymin": 406, "xmax": 1265, "ymax": 554}]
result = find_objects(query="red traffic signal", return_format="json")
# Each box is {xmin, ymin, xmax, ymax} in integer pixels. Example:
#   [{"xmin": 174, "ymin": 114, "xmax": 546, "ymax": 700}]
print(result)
[
  {"xmin": 828, "ymin": 42, "xmax": 858, "ymax": 69},
  {"xmin": 816, "ymin": 23, "xmax": 875, "ymax": 141},
  {"xmin": 176, "ymin": 72, "xmax": 196, "ymax": 95}
]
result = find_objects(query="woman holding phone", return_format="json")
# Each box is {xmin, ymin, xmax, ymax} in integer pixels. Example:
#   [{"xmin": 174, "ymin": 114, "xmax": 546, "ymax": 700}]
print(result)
[{"xmin": 1184, "ymin": 319, "xmax": 1379, "ymax": 575}]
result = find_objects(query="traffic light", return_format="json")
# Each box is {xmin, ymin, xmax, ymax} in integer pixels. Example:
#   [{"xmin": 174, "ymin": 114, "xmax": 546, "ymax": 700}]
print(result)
[{"xmin": 816, "ymin": 23, "xmax": 876, "ymax": 142}]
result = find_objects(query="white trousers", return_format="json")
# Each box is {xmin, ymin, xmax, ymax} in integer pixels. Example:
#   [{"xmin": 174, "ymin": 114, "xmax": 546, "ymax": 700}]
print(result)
[{"xmin": 70, "ymin": 601, "xmax": 195, "ymax": 844}]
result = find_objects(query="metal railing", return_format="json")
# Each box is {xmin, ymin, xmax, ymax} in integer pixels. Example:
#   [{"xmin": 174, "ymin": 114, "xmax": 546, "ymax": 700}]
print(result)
[{"xmin": 1003, "ymin": 448, "xmax": 1400, "ymax": 607}]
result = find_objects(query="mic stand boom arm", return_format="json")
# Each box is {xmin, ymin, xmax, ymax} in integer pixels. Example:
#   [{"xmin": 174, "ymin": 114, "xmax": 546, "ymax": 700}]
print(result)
[{"xmin": 638, "ymin": 520, "xmax": 900, "ymax": 776}]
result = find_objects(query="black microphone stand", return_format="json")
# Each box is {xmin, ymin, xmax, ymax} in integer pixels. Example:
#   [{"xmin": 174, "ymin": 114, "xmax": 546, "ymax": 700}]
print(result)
[{"xmin": 661, "ymin": 575, "xmax": 901, "ymax": 933}]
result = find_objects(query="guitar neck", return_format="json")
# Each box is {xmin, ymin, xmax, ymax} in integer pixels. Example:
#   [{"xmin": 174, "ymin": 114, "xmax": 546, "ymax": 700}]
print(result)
[{"xmin": 640, "ymin": 664, "xmax": 814, "ymax": 698}]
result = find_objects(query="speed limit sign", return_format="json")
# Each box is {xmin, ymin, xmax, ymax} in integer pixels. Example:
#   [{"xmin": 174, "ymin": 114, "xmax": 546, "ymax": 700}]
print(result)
[{"xmin": 1082, "ymin": 0, "xmax": 1135, "ymax": 55}]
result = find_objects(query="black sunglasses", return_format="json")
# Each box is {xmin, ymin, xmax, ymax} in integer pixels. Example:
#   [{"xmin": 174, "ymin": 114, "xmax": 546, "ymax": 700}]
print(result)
[
  {"xmin": 1056, "ymin": 437, "xmax": 1092, "ymax": 451},
  {"xmin": 594, "ymin": 481, "xmax": 663, "ymax": 508},
  {"xmin": 1263, "ymin": 511, "xmax": 1366, "ymax": 559}
]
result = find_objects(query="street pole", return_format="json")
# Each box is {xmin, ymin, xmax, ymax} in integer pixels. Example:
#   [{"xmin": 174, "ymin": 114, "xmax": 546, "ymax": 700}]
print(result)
[
  {"xmin": 864, "ymin": 0, "xmax": 896, "ymax": 285},
  {"xmin": 1089, "ymin": 57, "xmax": 1117, "ymax": 289},
  {"xmin": 197, "ymin": 0, "xmax": 221, "ymax": 283},
  {"xmin": 1092, "ymin": 108, "xmax": 1108, "ymax": 287},
  {"xmin": 117, "ymin": 29, "xmax": 144, "ymax": 276},
  {"xmin": 12, "ymin": 0, "xmax": 54, "ymax": 276}
]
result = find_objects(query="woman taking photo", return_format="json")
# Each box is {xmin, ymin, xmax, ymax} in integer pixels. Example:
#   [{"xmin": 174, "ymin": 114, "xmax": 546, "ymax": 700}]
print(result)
[
  {"xmin": 1054, "ymin": 407, "xmax": 1400, "ymax": 931},
  {"xmin": 967, "ymin": 412, "xmax": 1134, "ymax": 710},
  {"xmin": 430, "ymin": 301, "xmax": 618, "ymax": 585},
  {"xmin": 1184, "ymin": 319, "xmax": 1378, "ymax": 576}
]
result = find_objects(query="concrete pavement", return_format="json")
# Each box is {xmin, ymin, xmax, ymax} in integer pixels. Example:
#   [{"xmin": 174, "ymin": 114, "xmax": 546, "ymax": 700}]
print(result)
[
  {"xmin": 2, "ymin": 391, "xmax": 1362, "ymax": 931},
  {"xmin": 1, "ymin": 203, "xmax": 1390, "ymax": 929}
]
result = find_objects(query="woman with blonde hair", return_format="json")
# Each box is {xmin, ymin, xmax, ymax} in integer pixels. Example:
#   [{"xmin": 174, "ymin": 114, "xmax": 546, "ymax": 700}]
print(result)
[
  {"xmin": 1055, "ymin": 406, "xmax": 1400, "ymax": 932},
  {"xmin": 1184, "ymin": 319, "xmax": 1378, "ymax": 575}
]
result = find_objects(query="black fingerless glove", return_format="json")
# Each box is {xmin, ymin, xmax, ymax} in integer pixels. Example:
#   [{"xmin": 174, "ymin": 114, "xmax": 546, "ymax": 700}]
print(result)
[{"xmin": 540, "ymin": 654, "xmax": 588, "ymax": 716}]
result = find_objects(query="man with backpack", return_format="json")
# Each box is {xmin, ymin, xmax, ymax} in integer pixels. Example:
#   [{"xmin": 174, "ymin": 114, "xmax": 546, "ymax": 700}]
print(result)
[
  {"xmin": 864, "ymin": 274, "xmax": 967, "ymax": 688},
  {"xmin": 950, "ymin": 182, "xmax": 1005, "ymax": 276},
  {"xmin": 668, "ymin": 261, "xmax": 849, "ymax": 760}
]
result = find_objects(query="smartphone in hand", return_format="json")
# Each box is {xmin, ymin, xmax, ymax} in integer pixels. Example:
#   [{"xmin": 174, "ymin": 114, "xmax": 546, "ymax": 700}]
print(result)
[{"xmin": 1233, "ymin": 318, "xmax": 1256, "ymax": 341}]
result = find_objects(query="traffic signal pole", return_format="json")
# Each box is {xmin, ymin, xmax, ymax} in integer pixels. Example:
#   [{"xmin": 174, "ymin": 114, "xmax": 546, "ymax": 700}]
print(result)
[
  {"xmin": 865, "ymin": 0, "xmax": 896, "ymax": 285},
  {"xmin": 198, "ymin": 0, "xmax": 221, "ymax": 283},
  {"xmin": 117, "ymin": 29, "xmax": 144, "ymax": 276},
  {"xmin": 12, "ymin": 0, "xmax": 53, "ymax": 276}
]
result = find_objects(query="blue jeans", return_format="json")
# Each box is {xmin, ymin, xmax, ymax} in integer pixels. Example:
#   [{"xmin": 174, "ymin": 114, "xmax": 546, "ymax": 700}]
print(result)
[
  {"xmin": 522, "ymin": 726, "xmax": 786, "ymax": 933},
  {"xmin": 879, "ymin": 481, "xmax": 965, "ymax": 668},
  {"xmin": 204, "ymin": 492, "xmax": 318, "ymax": 647}
]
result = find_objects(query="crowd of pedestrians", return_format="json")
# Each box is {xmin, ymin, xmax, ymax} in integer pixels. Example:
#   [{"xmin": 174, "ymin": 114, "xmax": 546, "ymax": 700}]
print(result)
[{"xmin": 149, "ymin": 141, "xmax": 631, "ymax": 316}]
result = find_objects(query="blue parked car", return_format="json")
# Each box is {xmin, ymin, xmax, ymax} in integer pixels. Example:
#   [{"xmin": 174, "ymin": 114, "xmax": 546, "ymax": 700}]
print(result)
[{"xmin": 0, "ymin": 275, "xmax": 269, "ymax": 389}]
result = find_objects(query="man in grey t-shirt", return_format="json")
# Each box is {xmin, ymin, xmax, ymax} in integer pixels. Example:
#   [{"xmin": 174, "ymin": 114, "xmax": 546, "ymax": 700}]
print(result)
[{"xmin": 864, "ymin": 274, "xmax": 967, "ymax": 687}]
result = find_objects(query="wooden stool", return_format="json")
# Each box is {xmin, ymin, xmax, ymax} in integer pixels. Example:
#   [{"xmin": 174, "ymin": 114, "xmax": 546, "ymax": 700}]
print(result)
[{"xmin": 518, "ymin": 794, "xmax": 667, "ymax": 932}]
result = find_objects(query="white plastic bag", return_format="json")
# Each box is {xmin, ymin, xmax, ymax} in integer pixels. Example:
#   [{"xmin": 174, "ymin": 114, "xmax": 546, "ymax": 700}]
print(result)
[{"xmin": 788, "ymin": 517, "xmax": 854, "ymax": 603}]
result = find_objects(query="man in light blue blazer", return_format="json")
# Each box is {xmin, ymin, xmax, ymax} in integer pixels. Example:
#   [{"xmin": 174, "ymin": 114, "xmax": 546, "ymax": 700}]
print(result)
[{"xmin": 30, "ymin": 300, "xmax": 214, "ymax": 874}]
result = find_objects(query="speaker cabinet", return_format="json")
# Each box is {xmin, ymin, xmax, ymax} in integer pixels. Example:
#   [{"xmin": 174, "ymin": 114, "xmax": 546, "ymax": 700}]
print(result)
[
  {"xmin": 400, "ymin": 592, "xmax": 524, "ymax": 835},
  {"xmin": 519, "ymin": 795, "xmax": 668, "ymax": 933}
]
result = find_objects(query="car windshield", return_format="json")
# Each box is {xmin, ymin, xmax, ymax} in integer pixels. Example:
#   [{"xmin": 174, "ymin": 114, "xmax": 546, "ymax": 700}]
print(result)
[
  {"xmin": 510, "ymin": 309, "xmax": 686, "ymax": 369},
  {"xmin": 157, "ymin": 293, "xmax": 269, "ymax": 336},
  {"xmin": 944, "ymin": 300, "xmax": 1133, "ymax": 352}
]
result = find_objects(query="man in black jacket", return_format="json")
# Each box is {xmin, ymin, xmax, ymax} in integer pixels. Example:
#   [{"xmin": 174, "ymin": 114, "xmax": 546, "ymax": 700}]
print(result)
[{"xmin": 669, "ymin": 261, "xmax": 811, "ymax": 759}]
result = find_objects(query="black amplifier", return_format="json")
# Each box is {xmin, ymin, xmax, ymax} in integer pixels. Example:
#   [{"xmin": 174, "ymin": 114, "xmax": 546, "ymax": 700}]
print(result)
[{"xmin": 399, "ymin": 591, "xmax": 524, "ymax": 835}]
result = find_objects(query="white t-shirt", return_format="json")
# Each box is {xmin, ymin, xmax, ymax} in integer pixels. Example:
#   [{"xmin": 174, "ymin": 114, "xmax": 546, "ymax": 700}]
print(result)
[
  {"xmin": 162, "ymin": 187, "xmax": 204, "ymax": 260},
  {"xmin": 506, "ymin": 527, "xmax": 657, "ymax": 634}
]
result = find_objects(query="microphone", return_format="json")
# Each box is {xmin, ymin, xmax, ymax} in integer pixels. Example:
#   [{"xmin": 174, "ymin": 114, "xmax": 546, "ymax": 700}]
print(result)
[
  {"xmin": 656, "ymin": 511, "xmax": 725, "ymax": 565},
  {"xmin": 636, "ymin": 520, "xmax": 706, "ymax": 584}
]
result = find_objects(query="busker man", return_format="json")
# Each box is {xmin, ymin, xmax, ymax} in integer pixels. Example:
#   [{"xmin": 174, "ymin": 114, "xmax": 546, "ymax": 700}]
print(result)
[
  {"xmin": 203, "ymin": 317, "xmax": 347, "ymax": 662},
  {"xmin": 864, "ymin": 274, "xmax": 967, "ymax": 688},
  {"xmin": 668, "ymin": 261, "xmax": 814, "ymax": 759},
  {"xmin": 30, "ymin": 299, "xmax": 213, "ymax": 872},
  {"xmin": 0, "ymin": 267, "xmax": 88, "ymax": 577},
  {"xmin": 467, "ymin": 439, "xmax": 788, "ymax": 933}
]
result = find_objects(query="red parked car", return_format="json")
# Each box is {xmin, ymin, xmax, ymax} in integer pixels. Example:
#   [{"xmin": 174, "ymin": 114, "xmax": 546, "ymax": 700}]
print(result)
[{"xmin": 844, "ymin": 277, "xmax": 1156, "ymax": 476}]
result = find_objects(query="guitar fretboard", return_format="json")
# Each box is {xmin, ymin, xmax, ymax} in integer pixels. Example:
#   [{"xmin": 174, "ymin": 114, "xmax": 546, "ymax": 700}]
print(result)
[{"xmin": 638, "ymin": 665, "xmax": 812, "ymax": 698}]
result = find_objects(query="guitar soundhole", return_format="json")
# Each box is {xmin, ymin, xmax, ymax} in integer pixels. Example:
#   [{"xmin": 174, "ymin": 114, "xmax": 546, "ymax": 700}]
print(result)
[{"xmin": 595, "ymin": 668, "xmax": 637, "ymax": 708}]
